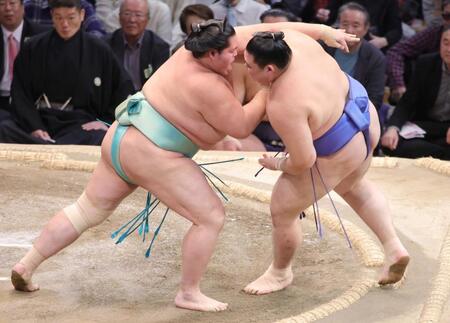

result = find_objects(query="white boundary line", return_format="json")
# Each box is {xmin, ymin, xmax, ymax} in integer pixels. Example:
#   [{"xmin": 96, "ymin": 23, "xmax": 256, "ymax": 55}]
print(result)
[{"xmin": 0, "ymin": 243, "xmax": 32, "ymax": 248}]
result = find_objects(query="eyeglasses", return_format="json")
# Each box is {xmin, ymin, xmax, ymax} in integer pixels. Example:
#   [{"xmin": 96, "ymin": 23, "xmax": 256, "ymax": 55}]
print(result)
[
  {"xmin": 120, "ymin": 11, "xmax": 148, "ymax": 19},
  {"xmin": 442, "ymin": 12, "xmax": 450, "ymax": 20},
  {"xmin": 0, "ymin": 0, "xmax": 20, "ymax": 7}
]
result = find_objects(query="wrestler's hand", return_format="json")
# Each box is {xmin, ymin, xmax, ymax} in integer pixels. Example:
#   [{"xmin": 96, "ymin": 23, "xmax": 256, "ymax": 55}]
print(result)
[
  {"xmin": 321, "ymin": 25, "xmax": 359, "ymax": 53},
  {"xmin": 82, "ymin": 121, "xmax": 109, "ymax": 131},
  {"xmin": 381, "ymin": 127, "xmax": 399, "ymax": 150},
  {"xmin": 258, "ymin": 153, "xmax": 285, "ymax": 171}
]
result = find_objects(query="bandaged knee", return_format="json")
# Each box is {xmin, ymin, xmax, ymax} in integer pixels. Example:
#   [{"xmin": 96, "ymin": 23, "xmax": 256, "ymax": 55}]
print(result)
[{"xmin": 63, "ymin": 191, "xmax": 114, "ymax": 234}]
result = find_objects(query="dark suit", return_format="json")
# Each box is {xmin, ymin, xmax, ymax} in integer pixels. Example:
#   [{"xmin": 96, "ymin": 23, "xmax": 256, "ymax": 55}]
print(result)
[
  {"xmin": 104, "ymin": 29, "xmax": 170, "ymax": 91},
  {"xmin": 384, "ymin": 53, "xmax": 450, "ymax": 160},
  {"xmin": 323, "ymin": 39, "xmax": 386, "ymax": 110},
  {"xmin": 0, "ymin": 29, "xmax": 134, "ymax": 145},
  {"xmin": 0, "ymin": 19, "xmax": 48, "ymax": 118}
]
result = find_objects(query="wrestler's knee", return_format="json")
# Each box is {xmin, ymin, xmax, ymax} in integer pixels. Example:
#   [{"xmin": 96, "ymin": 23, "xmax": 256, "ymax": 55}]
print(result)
[
  {"xmin": 270, "ymin": 201, "xmax": 299, "ymax": 228},
  {"xmin": 198, "ymin": 202, "xmax": 225, "ymax": 231},
  {"xmin": 63, "ymin": 191, "xmax": 115, "ymax": 234}
]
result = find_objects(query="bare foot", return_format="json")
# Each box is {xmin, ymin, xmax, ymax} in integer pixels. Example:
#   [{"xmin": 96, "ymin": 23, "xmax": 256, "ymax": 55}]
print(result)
[
  {"xmin": 379, "ymin": 239, "xmax": 410, "ymax": 285},
  {"xmin": 11, "ymin": 263, "xmax": 39, "ymax": 292},
  {"xmin": 378, "ymin": 255, "xmax": 410, "ymax": 285},
  {"xmin": 174, "ymin": 290, "xmax": 228, "ymax": 312},
  {"xmin": 243, "ymin": 265, "xmax": 293, "ymax": 295}
]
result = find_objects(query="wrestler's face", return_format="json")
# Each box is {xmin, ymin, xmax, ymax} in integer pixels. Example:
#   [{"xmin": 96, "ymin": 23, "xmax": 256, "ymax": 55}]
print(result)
[
  {"xmin": 51, "ymin": 7, "xmax": 85, "ymax": 40},
  {"xmin": 244, "ymin": 51, "xmax": 271, "ymax": 86},
  {"xmin": 440, "ymin": 30, "xmax": 450, "ymax": 67},
  {"xmin": 212, "ymin": 35, "xmax": 238, "ymax": 76}
]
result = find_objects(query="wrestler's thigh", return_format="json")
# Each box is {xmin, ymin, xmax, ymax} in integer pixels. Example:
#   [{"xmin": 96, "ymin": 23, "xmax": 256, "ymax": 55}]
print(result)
[
  {"xmin": 84, "ymin": 157, "xmax": 137, "ymax": 209},
  {"xmin": 133, "ymin": 156, "xmax": 223, "ymax": 224}
]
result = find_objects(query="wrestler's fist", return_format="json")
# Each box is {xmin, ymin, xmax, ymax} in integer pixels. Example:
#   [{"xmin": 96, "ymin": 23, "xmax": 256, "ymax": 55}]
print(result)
[{"xmin": 321, "ymin": 25, "xmax": 359, "ymax": 53}]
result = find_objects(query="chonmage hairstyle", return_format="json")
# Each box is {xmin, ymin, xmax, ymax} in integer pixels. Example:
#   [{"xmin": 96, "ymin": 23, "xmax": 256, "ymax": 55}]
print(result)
[
  {"xmin": 184, "ymin": 19, "xmax": 236, "ymax": 58},
  {"xmin": 246, "ymin": 31, "xmax": 292, "ymax": 70}
]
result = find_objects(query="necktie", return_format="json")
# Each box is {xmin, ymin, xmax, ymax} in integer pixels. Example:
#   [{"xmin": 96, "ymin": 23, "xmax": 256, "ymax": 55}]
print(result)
[
  {"xmin": 226, "ymin": 4, "xmax": 237, "ymax": 27},
  {"xmin": 8, "ymin": 34, "xmax": 18, "ymax": 79}
]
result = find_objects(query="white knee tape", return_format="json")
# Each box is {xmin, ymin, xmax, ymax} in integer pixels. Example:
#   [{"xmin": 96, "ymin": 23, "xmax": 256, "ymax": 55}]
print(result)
[{"xmin": 63, "ymin": 191, "xmax": 114, "ymax": 234}]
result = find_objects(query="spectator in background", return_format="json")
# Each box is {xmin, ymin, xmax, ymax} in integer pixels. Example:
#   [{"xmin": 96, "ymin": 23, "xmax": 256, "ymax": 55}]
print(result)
[
  {"xmin": 105, "ymin": 0, "xmax": 170, "ymax": 91},
  {"xmin": 381, "ymin": 26, "xmax": 450, "ymax": 160},
  {"xmin": 24, "ymin": 0, "xmax": 105, "ymax": 36},
  {"xmin": 0, "ymin": 0, "xmax": 133, "ymax": 145},
  {"xmin": 260, "ymin": 8, "xmax": 299, "ymax": 22},
  {"xmin": 0, "ymin": 0, "xmax": 47, "ymax": 121},
  {"xmin": 300, "ymin": 0, "xmax": 330, "ymax": 22},
  {"xmin": 171, "ymin": 4, "xmax": 213, "ymax": 52},
  {"xmin": 209, "ymin": 0, "xmax": 269, "ymax": 27},
  {"xmin": 322, "ymin": 3, "xmax": 385, "ymax": 111},
  {"xmin": 96, "ymin": 0, "xmax": 173, "ymax": 45},
  {"xmin": 315, "ymin": 0, "xmax": 403, "ymax": 50},
  {"xmin": 423, "ymin": 0, "xmax": 443, "ymax": 27},
  {"xmin": 387, "ymin": 0, "xmax": 450, "ymax": 102}
]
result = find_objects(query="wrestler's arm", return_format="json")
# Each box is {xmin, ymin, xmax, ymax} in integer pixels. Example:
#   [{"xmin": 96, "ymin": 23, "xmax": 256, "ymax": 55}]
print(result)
[
  {"xmin": 234, "ymin": 23, "xmax": 359, "ymax": 54},
  {"xmin": 259, "ymin": 102, "xmax": 316, "ymax": 174},
  {"xmin": 199, "ymin": 78, "xmax": 268, "ymax": 139}
]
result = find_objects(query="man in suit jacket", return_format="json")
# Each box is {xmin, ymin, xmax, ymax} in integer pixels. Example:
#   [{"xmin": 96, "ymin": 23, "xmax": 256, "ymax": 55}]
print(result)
[
  {"xmin": 0, "ymin": 0, "xmax": 133, "ymax": 145},
  {"xmin": 322, "ymin": 2, "xmax": 386, "ymax": 111},
  {"xmin": 0, "ymin": 0, "xmax": 47, "ymax": 120},
  {"xmin": 104, "ymin": 0, "xmax": 170, "ymax": 91},
  {"xmin": 381, "ymin": 26, "xmax": 450, "ymax": 160}
]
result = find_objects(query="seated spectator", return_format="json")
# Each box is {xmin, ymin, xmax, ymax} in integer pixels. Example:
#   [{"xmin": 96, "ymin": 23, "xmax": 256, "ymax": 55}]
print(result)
[
  {"xmin": 381, "ymin": 26, "xmax": 450, "ymax": 160},
  {"xmin": 209, "ymin": 0, "xmax": 269, "ymax": 27},
  {"xmin": 96, "ymin": 0, "xmax": 173, "ymax": 45},
  {"xmin": 0, "ymin": 0, "xmax": 47, "ymax": 121},
  {"xmin": 0, "ymin": 0, "xmax": 133, "ymax": 145},
  {"xmin": 423, "ymin": 0, "xmax": 443, "ymax": 27},
  {"xmin": 104, "ymin": 0, "xmax": 170, "ymax": 91},
  {"xmin": 24, "ymin": 0, "xmax": 105, "ymax": 36},
  {"xmin": 171, "ymin": 3, "xmax": 213, "ymax": 52},
  {"xmin": 322, "ymin": 2, "xmax": 385, "ymax": 111},
  {"xmin": 268, "ymin": 0, "xmax": 307, "ymax": 18},
  {"xmin": 300, "ymin": 0, "xmax": 331, "ymax": 23},
  {"xmin": 260, "ymin": 8, "xmax": 299, "ymax": 22},
  {"xmin": 387, "ymin": 0, "xmax": 450, "ymax": 102},
  {"xmin": 315, "ymin": 0, "xmax": 403, "ymax": 50}
]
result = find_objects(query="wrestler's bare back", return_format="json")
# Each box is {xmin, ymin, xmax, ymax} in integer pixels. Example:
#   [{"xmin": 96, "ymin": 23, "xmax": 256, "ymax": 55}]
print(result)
[{"xmin": 267, "ymin": 30, "xmax": 349, "ymax": 140}]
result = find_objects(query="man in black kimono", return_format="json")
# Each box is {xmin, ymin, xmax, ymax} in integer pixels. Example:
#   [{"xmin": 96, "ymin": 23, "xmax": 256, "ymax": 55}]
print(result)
[
  {"xmin": 104, "ymin": 0, "xmax": 170, "ymax": 91},
  {"xmin": 0, "ymin": 0, "xmax": 134, "ymax": 145}
]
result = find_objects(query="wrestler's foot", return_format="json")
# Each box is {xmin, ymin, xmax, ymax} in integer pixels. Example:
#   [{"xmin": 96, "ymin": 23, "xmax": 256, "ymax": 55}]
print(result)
[
  {"xmin": 243, "ymin": 265, "xmax": 293, "ymax": 295},
  {"xmin": 174, "ymin": 290, "xmax": 228, "ymax": 312},
  {"xmin": 378, "ymin": 239, "xmax": 410, "ymax": 285},
  {"xmin": 11, "ymin": 263, "xmax": 39, "ymax": 292}
]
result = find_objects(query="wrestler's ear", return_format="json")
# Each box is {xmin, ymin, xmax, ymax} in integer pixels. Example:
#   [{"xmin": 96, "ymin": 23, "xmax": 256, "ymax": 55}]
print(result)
[{"xmin": 265, "ymin": 64, "xmax": 275, "ymax": 73}]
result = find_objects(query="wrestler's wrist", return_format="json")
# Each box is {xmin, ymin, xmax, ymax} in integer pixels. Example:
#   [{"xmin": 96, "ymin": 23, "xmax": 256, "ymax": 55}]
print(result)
[
  {"xmin": 320, "ymin": 24, "xmax": 333, "ymax": 43},
  {"xmin": 275, "ymin": 157, "xmax": 287, "ymax": 171}
]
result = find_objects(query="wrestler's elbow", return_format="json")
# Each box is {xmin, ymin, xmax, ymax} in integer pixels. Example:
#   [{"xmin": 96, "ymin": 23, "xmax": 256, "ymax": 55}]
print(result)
[
  {"xmin": 288, "ymin": 151, "xmax": 316, "ymax": 175},
  {"xmin": 229, "ymin": 125, "xmax": 253, "ymax": 139}
]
